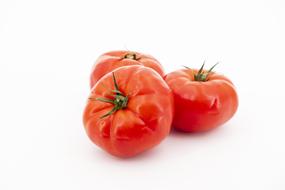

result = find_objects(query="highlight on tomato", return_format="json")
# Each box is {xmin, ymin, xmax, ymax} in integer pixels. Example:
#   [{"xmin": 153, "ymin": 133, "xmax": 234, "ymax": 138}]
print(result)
[
  {"xmin": 90, "ymin": 50, "xmax": 165, "ymax": 88},
  {"xmin": 83, "ymin": 65, "xmax": 173, "ymax": 157},
  {"xmin": 164, "ymin": 62, "xmax": 238, "ymax": 132}
]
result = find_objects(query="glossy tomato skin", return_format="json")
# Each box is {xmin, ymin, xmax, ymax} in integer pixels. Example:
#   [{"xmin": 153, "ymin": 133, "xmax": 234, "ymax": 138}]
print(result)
[
  {"xmin": 165, "ymin": 69, "xmax": 238, "ymax": 132},
  {"xmin": 84, "ymin": 65, "xmax": 173, "ymax": 157},
  {"xmin": 90, "ymin": 50, "xmax": 165, "ymax": 88}
]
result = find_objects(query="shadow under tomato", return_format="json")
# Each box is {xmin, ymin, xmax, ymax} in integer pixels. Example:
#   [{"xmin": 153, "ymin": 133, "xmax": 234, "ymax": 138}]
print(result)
[
  {"xmin": 91, "ymin": 143, "xmax": 164, "ymax": 162},
  {"xmin": 169, "ymin": 124, "xmax": 232, "ymax": 139}
]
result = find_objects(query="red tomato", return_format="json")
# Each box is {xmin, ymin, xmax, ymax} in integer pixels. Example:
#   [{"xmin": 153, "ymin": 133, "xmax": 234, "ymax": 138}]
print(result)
[
  {"xmin": 164, "ymin": 64, "xmax": 238, "ymax": 132},
  {"xmin": 90, "ymin": 50, "xmax": 164, "ymax": 88},
  {"xmin": 83, "ymin": 65, "xmax": 173, "ymax": 157}
]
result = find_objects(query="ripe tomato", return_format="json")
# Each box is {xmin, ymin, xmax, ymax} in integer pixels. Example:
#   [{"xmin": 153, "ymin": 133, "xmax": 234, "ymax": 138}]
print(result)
[
  {"xmin": 90, "ymin": 50, "xmax": 165, "ymax": 88},
  {"xmin": 83, "ymin": 65, "xmax": 173, "ymax": 157},
  {"xmin": 164, "ymin": 63, "xmax": 238, "ymax": 132}
]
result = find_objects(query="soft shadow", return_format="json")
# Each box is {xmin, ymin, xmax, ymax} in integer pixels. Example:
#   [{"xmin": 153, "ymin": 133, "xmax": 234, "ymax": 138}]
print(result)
[
  {"xmin": 169, "ymin": 124, "xmax": 231, "ymax": 139},
  {"xmin": 91, "ymin": 144, "xmax": 163, "ymax": 163}
]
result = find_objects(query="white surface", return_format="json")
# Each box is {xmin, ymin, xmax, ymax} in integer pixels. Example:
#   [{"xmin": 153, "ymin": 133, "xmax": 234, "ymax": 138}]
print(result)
[{"xmin": 0, "ymin": 0, "xmax": 285, "ymax": 189}]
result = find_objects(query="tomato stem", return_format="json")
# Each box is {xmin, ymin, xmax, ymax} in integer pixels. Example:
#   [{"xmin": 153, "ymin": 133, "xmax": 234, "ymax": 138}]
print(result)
[
  {"xmin": 123, "ymin": 52, "xmax": 137, "ymax": 60},
  {"xmin": 89, "ymin": 72, "xmax": 128, "ymax": 119},
  {"xmin": 193, "ymin": 62, "xmax": 219, "ymax": 82}
]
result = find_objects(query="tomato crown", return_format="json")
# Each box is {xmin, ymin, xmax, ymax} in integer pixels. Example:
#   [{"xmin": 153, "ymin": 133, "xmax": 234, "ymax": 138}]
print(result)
[
  {"xmin": 122, "ymin": 52, "xmax": 140, "ymax": 60},
  {"xmin": 185, "ymin": 61, "xmax": 219, "ymax": 82},
  {"xmin": 89, "ymin": 72, "xmax": 128, "ymax": 118}
]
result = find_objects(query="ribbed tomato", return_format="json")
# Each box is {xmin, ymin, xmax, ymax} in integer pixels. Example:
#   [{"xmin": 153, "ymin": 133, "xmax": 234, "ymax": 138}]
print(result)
[
  {"xmin": 83, "ymin": 65, "xmax": 173, "ymax": 157},
  {"xmin": 90, "ymin": 50, "xmax": 164, "ymax": 88},
  {"xmin": 165, "ymin": 63, "xmax": 238, "ymax": 132}
]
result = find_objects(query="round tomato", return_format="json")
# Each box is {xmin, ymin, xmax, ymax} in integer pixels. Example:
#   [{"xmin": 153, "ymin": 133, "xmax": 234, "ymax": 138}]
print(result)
[
  {"xmin": 83, "ymin": 65, "xmax": 173, "ymax": 157},
  {"xmin": 90, "ymin": 50, "xmax": 165, "ymax": 88},
  {"xmin": 164, "ymin": 63, "xmax": 238, "ymax": 132}
]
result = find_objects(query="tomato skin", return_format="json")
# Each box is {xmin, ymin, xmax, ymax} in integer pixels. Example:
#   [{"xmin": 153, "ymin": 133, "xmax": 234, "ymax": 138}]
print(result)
[
  {"xmin": 84, "ymin": 65, "xmax": 173, "ymax": 157},
  {"xmin": 90, "ymin": 50, "xmax": 165, "ymax": 88},
  {"xmin": 164, "ymin": 69, "xmax": 238, "ymax": 132}
]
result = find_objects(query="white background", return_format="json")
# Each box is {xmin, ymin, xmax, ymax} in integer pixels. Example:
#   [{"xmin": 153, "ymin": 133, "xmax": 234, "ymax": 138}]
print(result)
[{"xmin": 0, "ymin": 0, "xmax": 285, "ymax": 189}]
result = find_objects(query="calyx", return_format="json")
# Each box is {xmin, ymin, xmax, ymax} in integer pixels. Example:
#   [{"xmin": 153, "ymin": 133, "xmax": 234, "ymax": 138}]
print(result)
[
  {"xmin": 89, "ymin": 73, "xmax": 128, "ymax": 118},
  {"xmin": 185, "ymin": 61, "xmax": 219, "ymax": 82}
]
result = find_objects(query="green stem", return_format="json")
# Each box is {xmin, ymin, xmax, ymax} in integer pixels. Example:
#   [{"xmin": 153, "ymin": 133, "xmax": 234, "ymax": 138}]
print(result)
[
  {"xmin": 192, "ymin": 62, "xmax": 219, "ymax": 82},
  {"xmin": 90, "ymin": 72, "xmax": 128, "ymax": 119}
]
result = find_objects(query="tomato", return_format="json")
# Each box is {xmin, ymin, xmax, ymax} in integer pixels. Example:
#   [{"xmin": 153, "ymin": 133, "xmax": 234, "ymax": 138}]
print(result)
[
  {"xmin": 164, "ymin": 63, "xmax": 238, "ymax": 132},
  {"xmin": 90, "ymin": 50, "xmax": 165, "ymax": 88},
  {"xmin": 83, "ymin": 65, "xmax": 173, "ymax": 157}
]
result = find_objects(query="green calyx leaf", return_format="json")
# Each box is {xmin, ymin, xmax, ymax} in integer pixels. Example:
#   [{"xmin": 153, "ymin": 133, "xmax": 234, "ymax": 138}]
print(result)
[
  {"xmin": 89, "ymin": 72, "xmax": 128, "ymax": 119},
  {"xmin": 192, "ymin": 61, "xmax": 219, "ymax": 82}
]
